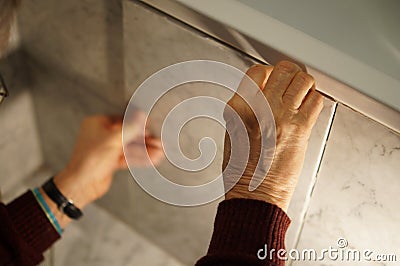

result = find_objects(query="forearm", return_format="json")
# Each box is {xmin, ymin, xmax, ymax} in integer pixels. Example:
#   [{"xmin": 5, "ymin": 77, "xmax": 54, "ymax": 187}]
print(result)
[
  {"xmin": 0, "ymin": 191, "xmax": 60, "ymax": 265},
  {"xmin": 196, "ymin": 198, "xmax": 290, "ymax": 266},
  {"xmin": 0, "ymin": 169, "xmax": 89, "ymax": 266}
]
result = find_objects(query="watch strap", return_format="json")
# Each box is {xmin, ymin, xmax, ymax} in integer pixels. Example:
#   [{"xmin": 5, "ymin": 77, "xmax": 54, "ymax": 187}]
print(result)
[{"xmin": 42, "ymin": 178, "xmax": 83, "ymax": 219}]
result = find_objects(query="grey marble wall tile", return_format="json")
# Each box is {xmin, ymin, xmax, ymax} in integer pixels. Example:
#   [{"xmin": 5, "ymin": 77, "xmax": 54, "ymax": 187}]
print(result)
[
  {"xmin": 293, "ymin": 105, "xmax": 400, "ymax": 266},
  {"xmin": 122, "ymin": 1, "xmax": 255, "ymax": 98},
  {"xmin": 17, "ymin": 0, "xmax": 125, "ymax": 106}
]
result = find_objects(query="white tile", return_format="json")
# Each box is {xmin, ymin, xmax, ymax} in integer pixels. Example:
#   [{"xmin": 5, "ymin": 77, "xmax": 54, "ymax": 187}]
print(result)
[{"xmin": 293, "ymin": 105, "xmax": 400, "ymax": 265}]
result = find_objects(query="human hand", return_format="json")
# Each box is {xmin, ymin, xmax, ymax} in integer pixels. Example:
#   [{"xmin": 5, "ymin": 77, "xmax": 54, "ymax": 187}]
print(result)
[
  {"xmin": 224, "ymin": 61, "xmax": 323, "ymax": 211},
  {"xmin": 50, "ymin": 112, "xmax": 163, "ymax": 212}
]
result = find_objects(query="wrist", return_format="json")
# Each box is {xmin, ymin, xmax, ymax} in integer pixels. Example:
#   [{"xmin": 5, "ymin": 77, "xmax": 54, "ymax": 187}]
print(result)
[
  {"xmin": 38, "ymin": 187, "xmax": 71, "ymax": 229},
  {"xmin": 226, "ymin": 180, "xmax": 292, "ymax": 212},
  {"xmin": 53, "ymin": 169, "xmax": 92, "ymax": 209}
]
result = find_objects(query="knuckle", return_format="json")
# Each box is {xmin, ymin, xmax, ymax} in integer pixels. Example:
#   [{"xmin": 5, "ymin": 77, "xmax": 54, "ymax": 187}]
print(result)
[
  {"xmin": 297, "ymin": 72, "xmax": 314, "ymax": 85},
  {"xmin": 311, "ymin": 91, "xmax": 324, "ymax": 105},
  {"xmin": 246, "ymin": 64, "xmax": 273, "ymax": 79},
  {"xmin": 247, "ymin": 64, "xmax": 265, "ymax": 75},
  {"xmin": 282, "ymin": 93, "xmax": 296, "ymax": 107},
  {"xmin": 276, "ymin": 60, "xmax": 301, "ymax": 73}
]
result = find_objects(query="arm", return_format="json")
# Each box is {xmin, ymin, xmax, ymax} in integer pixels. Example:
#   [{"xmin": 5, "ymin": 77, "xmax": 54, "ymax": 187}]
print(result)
[
  {"xmin": 0, "ymin": 191, "xmax": 59, "ymax": 265},
  {"xmin": 0, "ymin": 114, "xmax": 163, "ymax": 265},
  {"xmin": 197, "ymin": 61, "xmax": 324, "ymax": 265}
]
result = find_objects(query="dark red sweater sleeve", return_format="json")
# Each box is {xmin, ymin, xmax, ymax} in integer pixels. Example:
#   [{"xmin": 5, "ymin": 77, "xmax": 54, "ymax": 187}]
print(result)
[
  {"xmin": 196, "ymin": 198, "xmax": 291, "ymax": 266},
  {"xmin": 0, "ymin": 191, "xmax": 60, "ymax": 266}
]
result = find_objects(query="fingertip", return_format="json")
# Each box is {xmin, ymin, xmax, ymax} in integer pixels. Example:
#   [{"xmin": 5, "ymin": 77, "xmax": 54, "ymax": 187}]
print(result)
[{"xmin": 245, "ymin": 64, "xmax": 273, "ymax": 89}]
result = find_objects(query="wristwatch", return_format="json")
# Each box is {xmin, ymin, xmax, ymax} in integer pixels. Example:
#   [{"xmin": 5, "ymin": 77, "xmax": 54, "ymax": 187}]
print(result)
[{"xmin": 42, "ymin": 177, "xmax": 83, "ymax": 219}]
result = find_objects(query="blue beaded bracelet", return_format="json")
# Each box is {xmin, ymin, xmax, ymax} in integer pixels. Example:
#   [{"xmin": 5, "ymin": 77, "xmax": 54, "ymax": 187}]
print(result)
[{"xmin": 32, "ymin": 187, "xmax": 63, "ymax": 235}]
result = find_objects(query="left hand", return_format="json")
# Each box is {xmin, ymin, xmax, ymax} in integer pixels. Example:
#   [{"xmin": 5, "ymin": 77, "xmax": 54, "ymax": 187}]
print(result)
[{"xmin": 52, "ymin": 112, "xmax": 164, "ymax": 211}]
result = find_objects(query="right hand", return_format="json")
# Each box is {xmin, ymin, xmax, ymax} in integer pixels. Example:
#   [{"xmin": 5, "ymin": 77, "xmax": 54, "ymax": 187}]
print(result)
[{"xmin": 223, "ymin": 61, "xmax": 324, "ymax": 211}]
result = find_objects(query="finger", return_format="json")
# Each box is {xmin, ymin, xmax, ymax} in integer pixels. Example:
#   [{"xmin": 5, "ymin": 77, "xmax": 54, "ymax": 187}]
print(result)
[
  {"xmin": 110, "ymin": 117, "xmax": 123, "ymax": 130},
  {"xmin": 245, "ymin": 64, "xmax": 274, "ymax": 90},
  {"xmin": 125, "ymin": 147, "xmax": 164, "ymax": 167},
  {"xmin": 123, "ymin": 111, "xmax": 147, "ymax": 141},
  {"xmin": 145, "ymin": 137, "xmax": 162, "ymax": 148},
  {"xmin": 147, "ymin": 147, "xmax": 165, "ymax": 165},
  {"xmin": 118, "ymin": 155, "xmax": 128, "ymax": 169},
  {"xmin": 283, "ymin": 71, "xmax": 315, "ymax": 109},
  {"xmin": 299, "ymin": 89, "xmax": 324, "ymax": 124},
  {"xmin": 263, "ymin": 60, "xmax": 301, "ymax": 98},
  {"xmin": 236, "ymin": 64, "xmax": 274, "ymax": 97},
  {"xmin": 124, "ymin": 137, "xmax": 162, "ymax": 150},
  {"xmin": 110, "ymin": 115, "xmax": 123, "ymax": 123}
]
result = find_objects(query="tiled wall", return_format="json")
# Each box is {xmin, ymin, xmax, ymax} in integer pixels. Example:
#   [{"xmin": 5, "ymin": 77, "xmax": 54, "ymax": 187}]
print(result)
[
  {"xmin": 293, "ymin": 105, "xmax": 400, "ymax": 266},
  {"xmin": 1, "ymin": 0, "xmax": 398, "ymax": 265},
  {"xmin": 114, "ymin": 2, "xmax": 337, "ymax": 264}
]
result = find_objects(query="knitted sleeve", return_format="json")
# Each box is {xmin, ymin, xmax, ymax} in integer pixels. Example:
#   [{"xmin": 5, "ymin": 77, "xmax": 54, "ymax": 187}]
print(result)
[
  {"xmin": 196, "ymin": 198, "xmax": 291, "ymax": 266},
  {"xmin": 0, "ymin": 191, "xmax": 60, "ymax": 265}
]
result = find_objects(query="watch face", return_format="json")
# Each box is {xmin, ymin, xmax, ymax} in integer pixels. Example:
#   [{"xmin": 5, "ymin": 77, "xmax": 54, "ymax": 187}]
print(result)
[{"xmin": 0, "ymin": 72, "xmax": 9, "ymax": 104}]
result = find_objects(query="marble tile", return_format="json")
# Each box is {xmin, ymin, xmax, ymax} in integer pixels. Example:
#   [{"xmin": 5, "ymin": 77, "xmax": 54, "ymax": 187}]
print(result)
[
  {"xmin": 53, "ymin": 204, "xmax": 183, "ymax": 266},
  {"xmin": 0, "ymin": 53, "xmax": 43, "ymax": 199},
  {"xmin": 96, "ymin": 2, "xmax": 336, "ymax": 265},
  {"xmin": 293, "ymin": 104, "xmax": 400, "ymax": 266},
  {"xmin": 17, "ymin": 0, "xmax": 125, "ymax": 106},
  {"xmin": 122, "ymin": 1, "xmax": 255, "ymax": 99}
]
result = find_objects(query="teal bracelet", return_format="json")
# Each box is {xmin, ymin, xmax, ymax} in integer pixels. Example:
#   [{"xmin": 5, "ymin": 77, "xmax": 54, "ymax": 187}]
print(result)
[{"xmin": 32, "ymin": 187, "xmax": 63, "ymax": 235}]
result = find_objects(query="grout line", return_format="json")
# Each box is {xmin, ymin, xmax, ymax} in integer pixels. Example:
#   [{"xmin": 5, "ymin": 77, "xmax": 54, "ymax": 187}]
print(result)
[
  {"xmin": 289, "ymin": 102, "xmax": 338, "ymax": 266},
  {"xmin": 309, "ymin": 102, "xmax": 338, "ymax": 196},
  {"xmin": 135, "ymin": 0, "xmax": 267, "ymax": 66}
]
